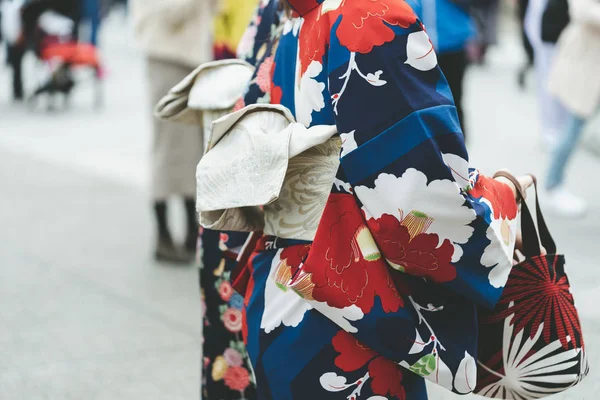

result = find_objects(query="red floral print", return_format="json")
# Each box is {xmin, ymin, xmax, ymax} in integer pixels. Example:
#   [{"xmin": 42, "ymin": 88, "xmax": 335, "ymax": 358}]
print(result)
[
  {"xmin": 270, "ymin": 59, "xmax": 284, "ymax": 104},
  {"xmin": 298, "ymin": 7, "xmax": 331, "ymax": 75},
  {"xmin": 336, "ymin": 0, "xmax": 417, "ymax": 53},
  {"xmin": 303, "ymin": 194, "xmax": 403, "ymax": 313},
  {"xmin": 223, "ymin": 308, "xmax": 243, "ymax": 333},
  {"xmin": 242, "ymin": 264, "xmax": 255, "ymax": 344},
  {"xmin": 487, "ymin": 254, "xmax": 583, "ymax": 350},
  {"xmin": 224, "ymin": 365, "xmax": 251, "ymax": 391},
  {"xmin": 470, "ymin": 175, "xmax": 518, "ymax": 220},
  {"xmin": 332, "ymin": 331, "xmax": 406, "ymax": 399},
  {"xmin": 367, "ymin": 214, "xmax": 456, "ymax": 283},
  {"xmin": 369, "ymin": 356, "xmax": 406, "ymax": 399},
  {"xmin": 219, "ymin": 281, "xmax": 234, "ymax": 302},
  {"xmin": 280, "ymin": 244, "xmax": 311, "ymax": 275}
]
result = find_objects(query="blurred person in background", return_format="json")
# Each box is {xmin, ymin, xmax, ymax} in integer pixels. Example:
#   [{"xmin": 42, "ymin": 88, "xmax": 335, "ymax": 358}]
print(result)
[
  {"xmin": 544, "ymin": 0, "xmax": 600, "ymax": 216},
  {"xmin": 516, "ymin": 0, "xmax": 534, "ymax": 89},
  {"xmin": 212, "ymin": 0, "xmax": 256, "ymax": 59},
  {"xmin": 2, "ymin": 0, "xmax": 26, "ymax": 101},
  {"xmin": 1, "ymin": 0, "xmax": 80, "ymax": 101},
  {"xmin": 469, "ymin": 0, "xmax": 500, "ymax": 64},
  {"xmin": 80, "ymin": 0, "xmax": 101, "ymax": 46},
  {"xmin": 524, "ymin": 0, "xmax": 568, "ymax": 148},
  {"xmin": 408, "ymin": 0, "xmax": 476, "ymax": 138},
  {"xmin": 130, "ymin": 0, "xmax": 216, "ymax": 263}
]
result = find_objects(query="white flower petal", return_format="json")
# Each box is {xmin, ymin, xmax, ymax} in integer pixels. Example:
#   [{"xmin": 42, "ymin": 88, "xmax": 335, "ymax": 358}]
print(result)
[
  {"xmin": 319, "ymin": 372, "xmax": 350, "ymax": 392},
  {"xmin": 296, "ymin": 61, "xmax": 326, "ymax": 126},
  {"xmin": 354, "ymin": 169, "xmax": 476, "ymax": 247},
  {"xmin": 405, "ymin": 31, "xmax": 438, "ymax": 71},
  {"xmin": 454, "ymin": 351, "xmax": 477, "ymax": 394}
]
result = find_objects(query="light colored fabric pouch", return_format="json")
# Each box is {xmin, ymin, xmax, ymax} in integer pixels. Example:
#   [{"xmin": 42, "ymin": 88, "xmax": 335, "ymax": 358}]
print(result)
[
  {"xmin": 196, "ymin": 104, "xmax": 340, "ymax": 240},
  {"xmin": 154, "ymin": 59, "xmax": 255, "ymax": 130}
]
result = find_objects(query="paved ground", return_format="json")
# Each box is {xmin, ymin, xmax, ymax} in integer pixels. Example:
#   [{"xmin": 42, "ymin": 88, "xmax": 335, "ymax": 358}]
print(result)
[{"xmin": 0, "ymin": 10, "xmax": 598, "ymax": 400}]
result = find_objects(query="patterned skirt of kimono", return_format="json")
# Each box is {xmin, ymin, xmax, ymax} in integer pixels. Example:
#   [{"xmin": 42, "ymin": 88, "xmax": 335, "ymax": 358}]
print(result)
[
  {"xmin": 243, "ymin": 235, "xmax": 480, "ymax": 400},
  {"xmin": 200, "ymin": 229, "xmax": 257, "ymax": 400}
]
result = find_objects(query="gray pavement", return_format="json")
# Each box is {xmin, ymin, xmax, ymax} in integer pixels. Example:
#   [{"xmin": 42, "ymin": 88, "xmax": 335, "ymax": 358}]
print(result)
[{"xmin": 0, "ymin": 10, "xmax": 598, "ymax": 400}]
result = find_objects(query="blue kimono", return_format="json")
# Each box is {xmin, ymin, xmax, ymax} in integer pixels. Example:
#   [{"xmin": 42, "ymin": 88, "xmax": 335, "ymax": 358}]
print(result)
[{"xmin": 219, "ymin": 0, "xmax": 520, "ymax": 398}]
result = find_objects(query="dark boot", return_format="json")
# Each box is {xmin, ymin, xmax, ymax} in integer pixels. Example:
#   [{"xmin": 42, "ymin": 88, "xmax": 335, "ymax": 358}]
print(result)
[
  {"xmin": 154, "ymin": 200, "xmax": 192, "ymax": 264},
  {"xmin": 155, "ymin": 233, "xmax": 193, "ymax": 264},
  {"xmin": 184, "ymin": 197, "xmax": 199, "ymax": 257}
]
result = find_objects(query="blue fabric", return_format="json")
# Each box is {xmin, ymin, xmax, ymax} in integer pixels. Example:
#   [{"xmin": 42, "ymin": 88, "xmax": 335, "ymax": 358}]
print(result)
[
  {"xmin": 546, "ymin": 112, "xmax": 585, "ymax": 189},
  {"xmin": 407, "ymin": 0, "xmax": 476, "ymax": 54},
  {"xmin": 233, "ymin": 0, "xmax": 520, "ymax": 398},
  {"xmin": 340, "ymin": 105, "xmax": 461, "ymax": 184},
  {"xmin": 82, "ymin": 0, "xmax": 101, "ymax": 46}
]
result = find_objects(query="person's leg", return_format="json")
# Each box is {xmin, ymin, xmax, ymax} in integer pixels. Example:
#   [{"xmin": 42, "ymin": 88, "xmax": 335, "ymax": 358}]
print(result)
[
  {"xmin": 154, "ymin": 200, "xmax": 170, "ymax": 239},
  {"xmin": 8, "ymin": 45, "xmax": 25, "ymax": 100},
  {"xmin": 89, "ymin": 0, "xmax": 101, "ymax": 47},
  {"xmin": 184, "ymin": 197, "xmax": 198, "ymax": 253},
  {"xmin": 438, "ymin": 50, "xmax": 468, "ymax": 138},
  {"xmin": 544, "ymin": 112, "xmax": 587, "ymax": 216},
  {"xmin": 534, "ymin": 44, "xmax": 569, "ymax": 147},
  {"xmin": 546, "ymin": 113, "xmax": 586, "ymax": 190},
  {"xmin": 153, "ymin": 199, "xmax": 192, "ymax": 263}
]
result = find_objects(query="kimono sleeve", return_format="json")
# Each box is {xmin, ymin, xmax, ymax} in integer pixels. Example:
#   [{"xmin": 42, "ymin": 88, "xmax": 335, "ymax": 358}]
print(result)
[{"xmin": 328, "ymin": 20, "xmax": 518, "ymax": 309}]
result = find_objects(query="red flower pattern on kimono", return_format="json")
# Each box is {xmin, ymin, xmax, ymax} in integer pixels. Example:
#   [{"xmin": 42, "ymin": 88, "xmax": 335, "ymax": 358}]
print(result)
[
  {"xmin": 336, "ymin": 0, "xmax": 417, "ymax": 53},
  {"xmin": 280, "ymin": 244, "xmax": 311, "ymax": 275},
  {"xmin": 470, "ymin": 175, "xmax": 518, "ymax": 220},
  {"xmin": 302, "ymin": 194, "xmax": 403, "ymax": 313},
  {"xmin": 367, "ymin": 214, "xmax": 456, "ymax": 283},
  {"xmin": 298, "ymin": 5, "xmax": 331, "ymax": 75},
  {"xmin": 333, "ymin": 331, "xmax": 406, "ymax": 399},
  {"xmin": 270, "ymin": 59, "xmax": 283, "ymax": 104},
  {"xmin": 224, "ymin": 365, "xmax": 251, "ymax": 391}
]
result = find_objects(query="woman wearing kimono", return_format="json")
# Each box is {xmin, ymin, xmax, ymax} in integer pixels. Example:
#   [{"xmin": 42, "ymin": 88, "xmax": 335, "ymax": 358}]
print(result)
[{"xmin": 198, "ymin": 0, "xmax": 532, "ymax": 398}]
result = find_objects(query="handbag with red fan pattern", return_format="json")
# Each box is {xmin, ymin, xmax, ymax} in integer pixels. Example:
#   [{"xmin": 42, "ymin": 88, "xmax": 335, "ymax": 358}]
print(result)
[{"xmin": 475, "ymin": 172, "xmax": 589, "ymax": 399}]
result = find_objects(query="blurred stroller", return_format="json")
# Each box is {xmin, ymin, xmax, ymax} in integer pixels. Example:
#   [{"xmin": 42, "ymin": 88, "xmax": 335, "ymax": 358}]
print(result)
[{"xmin": 21, "ymin": 0, "xmax": 103, "ymax": 109}]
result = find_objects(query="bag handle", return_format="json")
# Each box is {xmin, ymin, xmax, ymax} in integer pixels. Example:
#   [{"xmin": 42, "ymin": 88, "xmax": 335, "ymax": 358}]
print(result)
[{"xmin": 493, "ymin": 171, "xmax": 556, "ymax": 258}]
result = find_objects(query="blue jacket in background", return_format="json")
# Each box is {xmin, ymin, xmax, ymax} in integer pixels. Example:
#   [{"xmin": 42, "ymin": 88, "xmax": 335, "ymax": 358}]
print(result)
[{"xmin": 407, "ymin": 0, "xmax": 476, "ymax": 54}]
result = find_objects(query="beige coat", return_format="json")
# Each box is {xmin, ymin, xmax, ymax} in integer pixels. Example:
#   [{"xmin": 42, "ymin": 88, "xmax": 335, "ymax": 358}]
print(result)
[
  {"xmin": 548, "ymin": 0, "xmax": 600, "ymax": 118},
  {"xmin": 130, "ymin": 0, "xmax": 217, "ymax": 68}
]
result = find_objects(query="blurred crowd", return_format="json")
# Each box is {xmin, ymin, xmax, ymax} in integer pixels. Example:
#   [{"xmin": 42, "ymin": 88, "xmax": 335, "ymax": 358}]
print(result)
[{"xmin": 0, "ymin": 0, "xmax": 126, "ymax": 106}]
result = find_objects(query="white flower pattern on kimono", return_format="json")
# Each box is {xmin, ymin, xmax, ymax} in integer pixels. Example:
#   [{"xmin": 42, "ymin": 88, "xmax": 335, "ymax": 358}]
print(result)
[
  {"xmin": 481, "ymin": 222, "xmax": 516, "ymax": 288},
  {"xmin": 282, "ymin": 18, "xmax": 302, "ymax": 36},
  {"xmin": 321, "ymin": 0, "xmax": 343, "ymax": 13},
  {"xmin": 441, "ymin": 152, "xmax": 471, "ymax": 190},
  {"xmin": 354, "ymin": 168, "xmax": 476, "ymax": 262},
  {"xmin": 296, "ymin": 60, "xmax": 326, "ymax": 126},
  {"xmin": 474, "ymin": 184, "xmax": 519, "ymax": 289},
  {"xmin": 455, "ymin": 351, "xmax": 477, "ymax": 394},
  {"xmin": 405, "ymin": 31, "xmax": 438, "ymax": 71},
  {"xmin": 340, "ymin": 130, "xmax": 357, "ymax": 157},
  {"xmin": 260, "ymin": 250, "xmax": 364, "ymax": 334}
]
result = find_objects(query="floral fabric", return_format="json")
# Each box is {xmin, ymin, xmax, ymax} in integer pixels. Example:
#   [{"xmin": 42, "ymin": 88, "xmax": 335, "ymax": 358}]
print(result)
[
  {"xmin": 217, "ymin": 0, "xmax": 520, "ymax": 398},
  {"xmin": 200, "ymin": 229, "xmax": 256, "ymax": 400},
  {"xmin": 199, "ymin": 3, "xmax": 283, "ymax": 399}
]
